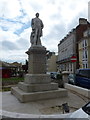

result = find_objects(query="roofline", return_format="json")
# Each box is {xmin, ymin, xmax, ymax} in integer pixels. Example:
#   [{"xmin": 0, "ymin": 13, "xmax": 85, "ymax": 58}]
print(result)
[{"xmin": 58, "ymin": 18, "xmax": 90, "ymax": 46}]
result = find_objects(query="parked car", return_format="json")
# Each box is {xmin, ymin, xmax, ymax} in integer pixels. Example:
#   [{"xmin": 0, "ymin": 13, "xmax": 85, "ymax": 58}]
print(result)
[
  {"xmin": 68, "ymin": 73, "xmax": 76, "ymax": 85},
  {"xmin": 50, "ymin": 72, "xmax": 59, "ymax": 79},
  {"xmin": 75, "ymin": 68, "xmax": 90, "ymax": 89},
  {"xmin": 68, "ymin": 102, "xmax": 90, "ymax": 118}
]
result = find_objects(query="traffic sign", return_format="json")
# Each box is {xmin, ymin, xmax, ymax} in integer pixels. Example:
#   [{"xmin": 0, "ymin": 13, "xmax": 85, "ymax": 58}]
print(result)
[{"xmin": 71, "ymin": 56, "xmax": 77, "ymax": 62}]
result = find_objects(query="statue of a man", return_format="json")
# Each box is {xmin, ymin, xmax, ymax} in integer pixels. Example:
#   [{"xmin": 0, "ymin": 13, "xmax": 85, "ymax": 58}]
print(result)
[{"xmin": 30, "ymin": 13, "xmax": 44, "ymax": 46}]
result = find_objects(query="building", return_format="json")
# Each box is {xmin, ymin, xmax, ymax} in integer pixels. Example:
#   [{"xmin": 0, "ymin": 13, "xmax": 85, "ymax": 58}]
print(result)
[
  {"xmin": 57, "ymin": 18, "xmax": 90, "ymax": 73},
  {"xmin": 57, "ymin": 29, "xmax": 76, "ymax": 73},
  {"xmin": 78, "ymin": 28, "xmax": 90, "ymax": 68},
  {"xmin": 46, "ymin": 52, "xmax": 57, "ymax": 72},
  {"xmin": 0, "ymin": 61, "xmax": 16, "ymax": 78},
  {"xmin": 22, "ymin": 60, "xmax": 28, "ymax": 73},
  {"xmin": 88, "ymin": 1, "xmax": 90, "ymax": 22},
  {"xmin": 0, "ymin": 61, "xmax": 22, "ymax": 78}
]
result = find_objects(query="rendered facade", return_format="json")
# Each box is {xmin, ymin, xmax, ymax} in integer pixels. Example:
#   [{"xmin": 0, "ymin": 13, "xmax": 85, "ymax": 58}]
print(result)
[
  {"xmin": 57, "ymin": 29, "xmax": 76, "ymax": 73},
  {"xmin": 79, "ymin": 28, "xmax": 90, "ymax": 68},
  {"xmin": 46, "ymin": 52, "xmax": 57, "ymax": 72},
  {"xmin": 57, "ymin": 18, "xmax": 90, "ymax": 73}
]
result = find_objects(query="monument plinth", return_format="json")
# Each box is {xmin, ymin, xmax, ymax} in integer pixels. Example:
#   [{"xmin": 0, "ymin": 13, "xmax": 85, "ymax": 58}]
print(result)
[
  {"xmin": 11, "ymin": 13, "xmax": 68, "ymax": 102},
  {"xmin": 26, "ymin": 46, "xmax": 46, "ymax": 74},
  {"xmin": 11, "ymin": 44, "xmax": 68, "ymax": 102}
]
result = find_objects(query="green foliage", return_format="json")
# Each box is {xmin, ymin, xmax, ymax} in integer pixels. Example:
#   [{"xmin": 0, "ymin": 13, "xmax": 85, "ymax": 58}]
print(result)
[
  {"xmin": 2, "ymin": 77, "xmax": 24, "ymax": 81},
  {"xmin": 2, "ymin": 77, "xmax": 24, "ymax": 86},
  {"xmin": 2, "ymin": 87, "xmax": 11, "ymax": 91}
]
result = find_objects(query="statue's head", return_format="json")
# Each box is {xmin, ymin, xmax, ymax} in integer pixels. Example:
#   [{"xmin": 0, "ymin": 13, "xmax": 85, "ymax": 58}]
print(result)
[{"xmin": 35, "ymin": 13, "xmax": 39, "ymax": 18}]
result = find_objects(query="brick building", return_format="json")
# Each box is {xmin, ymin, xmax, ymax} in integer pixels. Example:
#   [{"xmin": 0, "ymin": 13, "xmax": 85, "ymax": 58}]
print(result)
[{"xmin": 57, "ymin": 18, "xmax": 90, "ymax": 73}]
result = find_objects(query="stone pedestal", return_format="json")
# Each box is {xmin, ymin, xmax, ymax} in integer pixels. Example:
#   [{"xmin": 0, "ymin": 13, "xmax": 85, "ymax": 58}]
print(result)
[
  {"xmin": 26, "ymin": 46, "xmax": 46, "ymax": 74},
  {"xmin": 11, "ymin": 45, "xmax": 68, "ymax": 102}
]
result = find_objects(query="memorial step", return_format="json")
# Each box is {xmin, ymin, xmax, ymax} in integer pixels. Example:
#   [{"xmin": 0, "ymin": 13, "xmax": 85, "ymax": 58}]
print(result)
[
  {"xmin": 18, "ymin": 82, "xmax": 58, "ymax": 92},
  {"xmin": 11, "ymin": 87, "xmax": 68, "ymax": 103}
]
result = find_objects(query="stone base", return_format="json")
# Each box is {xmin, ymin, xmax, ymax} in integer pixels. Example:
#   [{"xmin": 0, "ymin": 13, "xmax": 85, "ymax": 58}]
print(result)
[
  {"xmin": 19, "ymin": 74, "xmax": 58, "ymax": 92},
  {"xmin": 18, "ymin": 82, "xmax": 58, "ymax": 92},
  {"xmin": 11, "ymin": 87, "xmax": 68, "ymax": 103},
  {"xmin": 24, "ymin": 74, "xmax": 51, "ymax": 84},
  {"xmin": 11, "ymin": 73, "xmax": 68, "ymax": 102}
]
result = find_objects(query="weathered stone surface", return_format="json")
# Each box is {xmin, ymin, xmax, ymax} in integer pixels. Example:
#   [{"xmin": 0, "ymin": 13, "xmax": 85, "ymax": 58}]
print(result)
[
  {"xmin": 24, "ymin": 74, "xmax": 51, "ymax": 84},
  {"xmin": 11, "ymin": 87, "xmax": 68, "ymax": 103},
  {"xmin": 11, "ymin": 44, "xmax": 68, "ymax": 103},
  {"xmin": 65, "ymin": 83, "xmax": 90, "ymax": 98},
  {"xmin": 26, "ymin": 46, "xmax": 46, "ymax": 74},
  {"xmin": 18, "ymin": 82, "xmax": 58, "ymax": 92}
]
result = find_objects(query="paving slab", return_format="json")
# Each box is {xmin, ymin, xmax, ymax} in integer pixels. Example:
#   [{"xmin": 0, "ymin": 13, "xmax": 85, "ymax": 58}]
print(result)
[{"xmin": 1, "ymin": 90, "xmax": 89, "ymax": 115}]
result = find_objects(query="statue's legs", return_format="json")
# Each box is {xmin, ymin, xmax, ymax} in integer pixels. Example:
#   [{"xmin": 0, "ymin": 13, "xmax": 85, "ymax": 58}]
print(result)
[
  {"xmin": 36, "ymin": 29, "xmax": 42, "ymax": 45},
  {"xmin": 33, "ymin": 29, "xmax": 41, "ymax": 45},
  {"xmin": 33, "ymin": 29, "xmax": 37, "ymax": 45},
  {"xmin": 37, "ymin": 38, "xmax": 41, "ymax": 45}
]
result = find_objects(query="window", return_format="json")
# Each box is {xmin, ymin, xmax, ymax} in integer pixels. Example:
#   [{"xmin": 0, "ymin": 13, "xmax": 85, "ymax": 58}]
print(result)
[
  {"xmin": 85, "ymin": 50, "xmax": 88, "ymax": 59},
  {"xmin": 82, "ymin": 52, "xmax": 84, "ymax": 59},
  {"xmin": 86, "ymin": 63, "xmax": 88, "ymax": 68},
  {"xmin": 79, "ymin": 69, "xmax": 90, "ymax": 78},
  {"xmin": 82, "ymin": 40, "xmax": 88, "ymax": 68},
  {"xmin": 82, "ymin": 40, "xmax": 87, "ymax": 48},
  {"xmin": 82, "ymin": 41, "xmax": 84, "ymax": 48},
  {"xmin": 83, "ymin": 63, "xmax": 88, "ymax": 69},
  {"xmin": 85, "ymin": 40, "xmax": 87, "ymax": 47},
  {"xmin": 83, "ymin": 64, "xmax": 85, "ymax": 68}
]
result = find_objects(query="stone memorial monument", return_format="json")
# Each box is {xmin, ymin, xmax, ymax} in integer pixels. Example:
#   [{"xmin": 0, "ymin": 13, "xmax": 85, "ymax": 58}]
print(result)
[{"xmin": 11, "ymin": 13, "xmax": 67, "ymax": 102}]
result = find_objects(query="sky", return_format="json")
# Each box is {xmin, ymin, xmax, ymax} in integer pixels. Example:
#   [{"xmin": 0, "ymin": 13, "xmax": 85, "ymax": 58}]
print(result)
[{"xmin": 0, "ymin": 0, "xmax": 90, "ymax": 64}]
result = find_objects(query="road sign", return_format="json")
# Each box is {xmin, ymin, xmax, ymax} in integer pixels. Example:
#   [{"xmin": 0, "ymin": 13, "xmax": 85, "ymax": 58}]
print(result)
[{"xmin": 71, "ymin": 56, "xmax": 77, "ymax": 62}]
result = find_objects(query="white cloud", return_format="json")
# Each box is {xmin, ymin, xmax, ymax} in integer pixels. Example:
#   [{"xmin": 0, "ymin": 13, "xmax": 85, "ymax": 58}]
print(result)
[
  {"xmin": 0, "ymin": 0, "xmax": 89, "ymax": 63},
  {"xmin": 20, "ymin": 28, "xmax": 31, "ymax": 42},
  {"xmin": 0, "ymin": 0, "xmax": 21, "ymax": 18},
  {"xmin": 0, "ymin": 19, "xmax": 23, "ymax": 33},
  {"xmin": 1, "ymin": 50, "xmax": 27, "ymax": 63},
  {"xmin": 0, "ymin": 30, "xmax": 18, "ymax": 42}
]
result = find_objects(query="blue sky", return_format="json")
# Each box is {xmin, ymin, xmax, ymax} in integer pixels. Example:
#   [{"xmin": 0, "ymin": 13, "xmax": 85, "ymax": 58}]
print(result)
[{"xmin": 0, "ymin": 0, "xmax": 90, "ymax": 63}]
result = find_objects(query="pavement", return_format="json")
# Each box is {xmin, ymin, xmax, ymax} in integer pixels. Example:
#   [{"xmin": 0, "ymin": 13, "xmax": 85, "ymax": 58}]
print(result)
[{"xmin": 1, "ymin": 89, "xmax": 90, "ymax": 115}]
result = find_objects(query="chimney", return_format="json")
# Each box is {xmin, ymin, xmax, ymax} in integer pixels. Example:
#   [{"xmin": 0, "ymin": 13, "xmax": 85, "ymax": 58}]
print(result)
[{"xmin": 79, "ymin": 18, "xmax": 87, "ymax": 25}]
